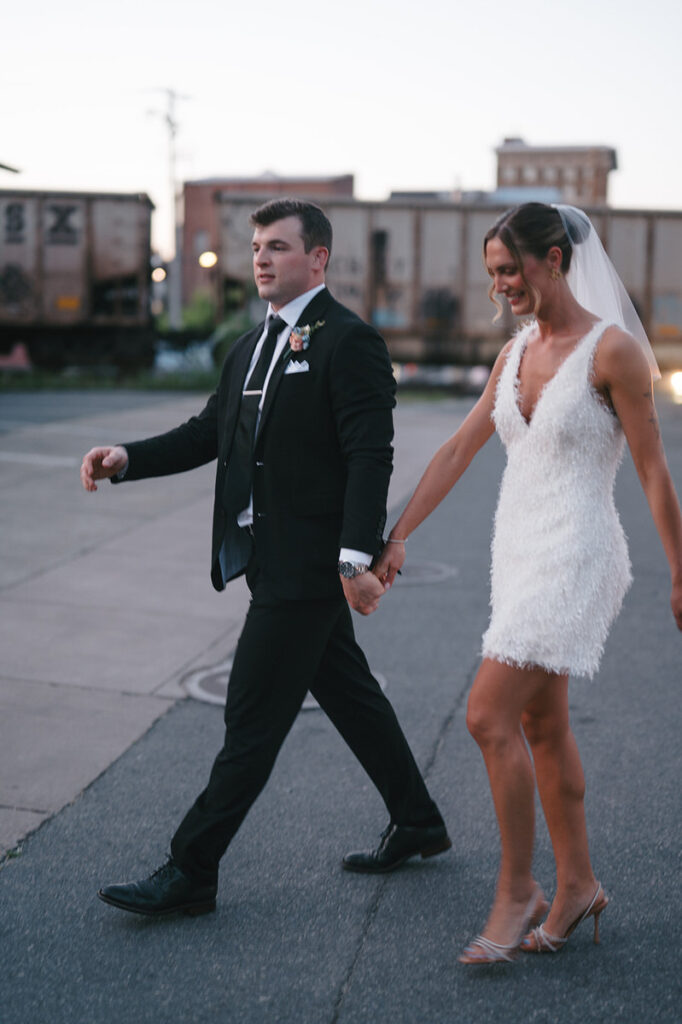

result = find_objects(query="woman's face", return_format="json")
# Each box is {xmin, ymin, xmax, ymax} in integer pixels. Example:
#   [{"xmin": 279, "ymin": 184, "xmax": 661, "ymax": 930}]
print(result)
[{"xmin": 485, "ymin": 236, "xmax": 549, "ymax": 316}]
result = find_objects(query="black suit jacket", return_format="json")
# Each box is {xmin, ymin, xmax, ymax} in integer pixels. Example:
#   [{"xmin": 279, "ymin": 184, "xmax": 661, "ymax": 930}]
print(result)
[{"xmin": 119, "ymin": 288, "xmax": 396, "ymax": 600}]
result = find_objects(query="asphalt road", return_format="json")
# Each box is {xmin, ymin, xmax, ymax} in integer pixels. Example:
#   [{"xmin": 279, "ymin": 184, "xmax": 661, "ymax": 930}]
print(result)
[{"xmin": 0, "ymin": 387, "xmax": 680, "ymax": 1024}]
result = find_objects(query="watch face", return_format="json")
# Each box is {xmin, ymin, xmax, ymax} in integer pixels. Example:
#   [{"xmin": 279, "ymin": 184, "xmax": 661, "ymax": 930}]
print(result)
[{"xmin": 338, "ymin": 561, "xmax": 366, "ymax": 578}]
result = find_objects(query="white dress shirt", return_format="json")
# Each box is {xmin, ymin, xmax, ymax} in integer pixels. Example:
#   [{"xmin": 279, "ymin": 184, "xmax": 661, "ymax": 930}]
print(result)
[{"xmin": 238, "ymin": 285, "xmax": 372, "ymax": 567}]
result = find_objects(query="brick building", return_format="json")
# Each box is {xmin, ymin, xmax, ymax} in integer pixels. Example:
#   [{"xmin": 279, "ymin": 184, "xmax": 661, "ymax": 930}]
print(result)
[{"xmin": 495, "ymin": 139, "xmax": 617, "ymax": 205}]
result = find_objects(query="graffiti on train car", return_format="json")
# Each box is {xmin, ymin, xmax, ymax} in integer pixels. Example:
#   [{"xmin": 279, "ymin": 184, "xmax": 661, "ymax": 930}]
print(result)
[
  {"xmin": 0, "ymin": 264, "xmax": 32, "ymax": 309},
  {"xmin": 422, "ymin": 288, "xmax": 460, "ymax": 335}
]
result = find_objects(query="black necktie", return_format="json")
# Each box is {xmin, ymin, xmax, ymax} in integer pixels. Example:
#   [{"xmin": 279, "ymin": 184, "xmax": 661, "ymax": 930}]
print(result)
[{"xmin": 229, "ymin": 315, "xmax": 285, "ymax": 513}]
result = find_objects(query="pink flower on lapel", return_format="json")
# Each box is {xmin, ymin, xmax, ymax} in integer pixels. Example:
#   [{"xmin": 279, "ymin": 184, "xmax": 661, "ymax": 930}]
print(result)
[{"xmin": 289, "ymin": 320, "xmax": 325, "ymax": 353}]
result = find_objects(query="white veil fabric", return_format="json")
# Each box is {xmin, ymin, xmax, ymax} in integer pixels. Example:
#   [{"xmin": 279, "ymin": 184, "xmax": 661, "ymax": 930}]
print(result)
[{"xmin": 554, "ymin": 204, "xmax": 660, "ymax": 381}]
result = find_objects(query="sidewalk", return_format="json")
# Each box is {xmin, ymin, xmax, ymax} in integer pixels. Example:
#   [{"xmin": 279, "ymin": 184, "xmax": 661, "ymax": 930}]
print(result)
[{"xmin": 0, "ymin": 391, "xmax": 468, "ymax": 857}]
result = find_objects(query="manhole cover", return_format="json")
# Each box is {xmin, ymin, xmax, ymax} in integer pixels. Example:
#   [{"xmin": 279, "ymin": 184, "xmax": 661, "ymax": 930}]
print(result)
[
  {"xmin": 397, "ymin": 561, "xmax": 458, "ymax": 585},
  {"xmin": 182, "ymin": 657, "xmax": 387, "ymax": 709}
]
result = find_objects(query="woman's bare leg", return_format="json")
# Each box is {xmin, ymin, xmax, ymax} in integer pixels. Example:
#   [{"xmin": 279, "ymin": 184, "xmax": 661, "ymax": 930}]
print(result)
[
  {"xmin": 521, "ymin": 680, "xmax": 599, "ymax": 936},
  {"xmin": 464, "ymin": 658, "xmax": 554, "ymax": 945}
]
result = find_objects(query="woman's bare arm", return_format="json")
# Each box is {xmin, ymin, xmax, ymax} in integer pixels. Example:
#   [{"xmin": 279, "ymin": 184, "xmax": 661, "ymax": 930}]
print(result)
[
  {"xmin": 374, "ymin": 344, "xmax": 510, "ymax": 588},
  {"xmin": 596, "ymin": 329, "xmax": 682, "ymax": 630}
]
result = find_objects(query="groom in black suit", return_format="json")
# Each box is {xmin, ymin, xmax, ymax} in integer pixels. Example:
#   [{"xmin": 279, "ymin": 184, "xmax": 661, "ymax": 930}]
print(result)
[{"xmin": 81, "ymin": 198, "xmax": 450, "ymax": 916}]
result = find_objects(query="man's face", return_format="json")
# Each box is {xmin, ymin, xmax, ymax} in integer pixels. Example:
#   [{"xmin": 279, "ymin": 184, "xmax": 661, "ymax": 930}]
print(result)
[{"xmin": 251, "ymin": 216, "xmax": 327, "ymax": 310}]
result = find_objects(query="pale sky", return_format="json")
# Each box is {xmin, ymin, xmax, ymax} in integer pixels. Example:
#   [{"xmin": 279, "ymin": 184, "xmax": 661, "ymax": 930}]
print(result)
[{"xmin": 3, "ymin": 0, "xmax": 681, "ymax": 256}]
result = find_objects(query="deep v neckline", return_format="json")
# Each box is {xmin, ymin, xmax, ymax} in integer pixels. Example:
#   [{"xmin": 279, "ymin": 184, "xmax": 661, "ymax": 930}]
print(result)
[{"xmin": 514, "ymin": 322, "xmax": 600, "ymax": 427}]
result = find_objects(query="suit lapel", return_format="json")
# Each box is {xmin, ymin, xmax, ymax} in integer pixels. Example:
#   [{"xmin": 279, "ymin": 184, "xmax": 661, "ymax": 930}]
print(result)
[{"xmin": 256, "ymin": 289, "xmax": 331, "ymax": 445}]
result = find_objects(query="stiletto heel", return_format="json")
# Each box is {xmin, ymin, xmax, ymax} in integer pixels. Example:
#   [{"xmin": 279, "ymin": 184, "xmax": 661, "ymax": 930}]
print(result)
[
  {"xmin": 522, "ymin": 882, "xmax": 609, "ymax": 954},
  {"xmin": 459, "ymin": 886, "xmax": 548, "ymax": 965}
]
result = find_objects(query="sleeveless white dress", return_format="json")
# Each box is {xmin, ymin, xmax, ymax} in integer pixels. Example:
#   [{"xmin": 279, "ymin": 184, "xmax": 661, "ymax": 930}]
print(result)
[{"xmin": 481, "ymin": 321, "xmax": 632, "ymax": 678}]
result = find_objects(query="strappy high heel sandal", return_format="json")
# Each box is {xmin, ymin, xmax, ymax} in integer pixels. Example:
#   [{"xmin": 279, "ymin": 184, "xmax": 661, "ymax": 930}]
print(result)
[
  {"xmin": 522, "ymin": 882, "xmax": 609, "ymax": 954},
  {"xmin": 459, "ymin": 886, "xmax": 549, "ymax": 965}
]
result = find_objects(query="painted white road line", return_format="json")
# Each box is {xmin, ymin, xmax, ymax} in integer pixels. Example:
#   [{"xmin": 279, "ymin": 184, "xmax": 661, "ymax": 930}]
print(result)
[{"xmin": 0, "ymin": 451, "xmax": 80, "ymax": 467}]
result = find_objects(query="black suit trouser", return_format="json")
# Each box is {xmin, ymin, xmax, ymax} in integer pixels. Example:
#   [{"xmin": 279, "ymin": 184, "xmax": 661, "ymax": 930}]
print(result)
[{"xmin": 170, "ymin": 567, "xmax": 441, "ymax": 882}]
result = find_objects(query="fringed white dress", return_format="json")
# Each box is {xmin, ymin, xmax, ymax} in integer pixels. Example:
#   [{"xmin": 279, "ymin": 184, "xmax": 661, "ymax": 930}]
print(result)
[{"xmin": 481, "ymin": 321, "xmax": 632, "ymax": 678}]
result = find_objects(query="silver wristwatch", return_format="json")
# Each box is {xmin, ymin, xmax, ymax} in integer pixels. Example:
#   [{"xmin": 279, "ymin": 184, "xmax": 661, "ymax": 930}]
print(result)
[{"xmin": 338, "ymin": 560, "xmax": 369, "ymax": 579}]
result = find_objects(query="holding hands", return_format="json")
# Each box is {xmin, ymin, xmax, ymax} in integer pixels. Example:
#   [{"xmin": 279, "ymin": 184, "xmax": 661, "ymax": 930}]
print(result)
[
  {"xmin": 341, "ymin": 538, "xmax": 408, "ymax": 615},
  {"xmin": 80, "ymin": 446, "xmax": 128, "ymax": 492},
  {"xmin": 341, "ymin": 571, "xmax": 386, "ymax": 616},
  {"xmin": 373, "ymin": 537, "xmax": 407, "ymax": 592}
]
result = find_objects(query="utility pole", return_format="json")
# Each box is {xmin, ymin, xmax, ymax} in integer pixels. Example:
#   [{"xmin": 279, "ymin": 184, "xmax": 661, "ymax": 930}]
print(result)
[{"xmin": 149, "ymin": 89, "xmax": 190, "ymax": 331}]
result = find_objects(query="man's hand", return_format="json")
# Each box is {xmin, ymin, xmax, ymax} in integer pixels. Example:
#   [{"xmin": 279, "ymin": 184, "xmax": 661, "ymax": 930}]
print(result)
[
  {"xmin": 341, "ymin": 571, "xmax": 385, "ymax": 616},
  {"xmin": 373, "ymin": 541, "xmax": 406, "ymax": 591},
  {"xmin": 80, "ymin": 446, "xmax": 128, "ymax": 492}
]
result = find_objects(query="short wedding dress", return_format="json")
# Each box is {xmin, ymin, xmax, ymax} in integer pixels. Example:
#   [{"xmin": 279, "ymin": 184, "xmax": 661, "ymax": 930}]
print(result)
[{"xmin": 481, "ymin": 321, "xmax": 632, "ymax": 678}]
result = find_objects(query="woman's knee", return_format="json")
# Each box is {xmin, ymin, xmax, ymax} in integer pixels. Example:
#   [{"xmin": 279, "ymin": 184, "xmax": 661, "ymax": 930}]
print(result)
[{"xmin": 466, "ymin": 694, "xmax": 509, "ymax": 748}]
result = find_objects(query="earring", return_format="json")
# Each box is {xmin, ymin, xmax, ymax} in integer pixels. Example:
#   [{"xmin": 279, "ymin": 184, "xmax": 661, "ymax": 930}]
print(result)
[{"xmin": 550, "ymin": 268, "xmax": 562, "ymax": 281}]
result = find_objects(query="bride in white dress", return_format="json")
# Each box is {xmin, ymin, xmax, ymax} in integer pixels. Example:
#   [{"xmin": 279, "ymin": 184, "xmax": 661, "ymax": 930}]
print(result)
[{"xmin": 374, "ymin": 203, "xmax": 682, "ymax": 964}]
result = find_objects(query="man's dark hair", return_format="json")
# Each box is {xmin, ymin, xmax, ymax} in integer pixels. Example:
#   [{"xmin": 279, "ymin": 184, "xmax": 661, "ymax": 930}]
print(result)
[{"xmin": 250, "ymin": 198, "xmax": 332, "ymax": 259}]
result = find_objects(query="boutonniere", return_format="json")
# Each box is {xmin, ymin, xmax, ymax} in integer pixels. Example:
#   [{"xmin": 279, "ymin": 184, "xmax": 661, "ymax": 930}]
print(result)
[{"xmin": 289, "ymin": 320, "xmax": 325, "ymax": 353}]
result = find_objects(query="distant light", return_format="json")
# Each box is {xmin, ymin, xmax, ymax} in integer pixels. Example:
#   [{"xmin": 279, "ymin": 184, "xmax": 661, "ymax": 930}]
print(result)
[
  {"xmin": 199, "ymin": 250, "xmax": 218, "ymax": 269},
  {"xmin": 671, "ymin": 370, "xmax": 682, "ymax": 399},
  {"xmin": 151, "ymin": 267, "xmax": 167, "ymax": 283}
]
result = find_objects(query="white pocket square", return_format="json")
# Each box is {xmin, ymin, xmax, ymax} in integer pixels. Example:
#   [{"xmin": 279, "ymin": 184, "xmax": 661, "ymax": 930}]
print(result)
[{"xmin": 284, "ymin": 359, "xmax": 310, "ymax": 374}]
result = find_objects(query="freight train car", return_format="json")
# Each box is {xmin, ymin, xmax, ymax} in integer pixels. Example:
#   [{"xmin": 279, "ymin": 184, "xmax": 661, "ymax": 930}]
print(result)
[
  {"xmin": 0, "ymin": 190, "xmax": 155, "ymax": 369},
  {"xmin": 206, "ymin": 196, "xmax": 682, "ymax": 370}
]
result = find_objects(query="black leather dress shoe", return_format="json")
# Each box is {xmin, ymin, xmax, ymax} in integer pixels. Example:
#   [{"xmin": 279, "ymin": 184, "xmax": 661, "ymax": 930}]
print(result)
[
  {"xmin": 97, "ymin": 859, "xmax": 217, "ymax": 917},
  {"xmin": 342, "ymin": 822, "xmax": 452, "ymax": 873}
]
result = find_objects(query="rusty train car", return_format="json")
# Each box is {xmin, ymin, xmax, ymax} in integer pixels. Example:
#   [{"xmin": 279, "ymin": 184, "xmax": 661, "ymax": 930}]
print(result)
[
  {"xmin": 207, "ymin": 196, "xmax": 682, "ymax": 370},
  {"xmin": 0, "ymin": 190, "xmax": 155, "ymax": 369}
]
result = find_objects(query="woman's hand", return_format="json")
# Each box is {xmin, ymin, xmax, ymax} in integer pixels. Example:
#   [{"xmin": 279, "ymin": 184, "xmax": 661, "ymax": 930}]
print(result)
[{"xmin": 373, "ymin": 539, "xmax": 407, "ymax": 591}]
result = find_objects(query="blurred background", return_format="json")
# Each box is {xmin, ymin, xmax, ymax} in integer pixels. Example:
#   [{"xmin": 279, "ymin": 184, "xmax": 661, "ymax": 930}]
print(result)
[{"xmin": 2, "ymin": 0, "xmax": 682, "ymax": 398}]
